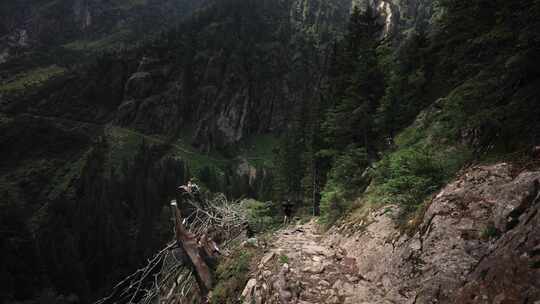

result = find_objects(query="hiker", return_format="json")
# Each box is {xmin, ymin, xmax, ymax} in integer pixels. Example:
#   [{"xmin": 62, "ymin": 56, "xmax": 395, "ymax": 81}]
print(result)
[{"xmin": 282, "ymin": 198, "xmax": 294, "ymax": 225}]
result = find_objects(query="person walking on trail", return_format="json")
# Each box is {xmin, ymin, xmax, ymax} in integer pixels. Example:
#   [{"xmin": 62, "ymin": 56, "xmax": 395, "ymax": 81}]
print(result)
[{"xmin": 282, "ymin": 198, "xmax": 294, "ymax": 225}]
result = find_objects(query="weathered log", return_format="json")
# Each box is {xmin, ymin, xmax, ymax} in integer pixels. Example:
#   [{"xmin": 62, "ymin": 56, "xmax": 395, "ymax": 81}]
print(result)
[{"xmin": 172, "ymin": 204, "xmax": 216, "ymax": 299}]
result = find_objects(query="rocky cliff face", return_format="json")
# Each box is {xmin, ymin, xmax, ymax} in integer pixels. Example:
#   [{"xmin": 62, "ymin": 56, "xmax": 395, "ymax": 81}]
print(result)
[
  {"xmin": 1, "ymin": 0, "xmax": 434, "ymax": 147},
  {"xmin": 352, "ymin": 0, "xmax": 436, "ymax": 37},
  {"xmin": 327, "ymin": 163, "xmax": 540, "ymax": 303},
  {"xmin": 112, "ymin": 0, "xmax": 355, "ymax": 150},
  {"xmin": 111, "ymin": 0, "xmax": 438, "ymax": 150},
  {"xmin": 241, "ymin": 163, "xmax": 540, "ymax": 303}
]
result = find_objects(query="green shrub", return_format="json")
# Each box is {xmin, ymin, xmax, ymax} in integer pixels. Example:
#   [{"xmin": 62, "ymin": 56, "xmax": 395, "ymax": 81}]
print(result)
[
  {"xmin": 318, "ymin": 146, "xmax": 370, "ymax": 226},
  {"xmin": 481, "ymin": 222, "xmax": 501, "ymax": 240},
  {"xmin": 242, "ymin": 199, "xmax": 281, "ymax": 233},
  {"xmin": 328, "ymin": 146, "xmax": 369, "ymax": 190},
  {"xmin": 211, "ymin": 250, "xmax": 255, "ymax": 304},
  {"xmin": 319, "ymin": 182, "xmax": 348, "ymax": 226},
  {"xmin": 373, "ymin": 146, "xmax": 445, "ymax": 215}
]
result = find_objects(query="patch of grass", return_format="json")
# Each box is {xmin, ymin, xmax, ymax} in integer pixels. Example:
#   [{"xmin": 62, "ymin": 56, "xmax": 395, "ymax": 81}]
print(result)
[
  {"xmin": 211, "ymin": 248, "xmax": 257, "ymax": 304},
  {"xmin": 106, "ymin": 126, "xmax": 233, "ymax": 189},
  {"xmin": 62, "ymin": 30, "xmax": 133, "ymax": 51},
  {"xmin": 344, "ymin": 95, "xmax": 475, "ymax": 230},
  {"xmin": 372, "ymin": 146, "xmax": 445, "ymax": 211},
  {"xmin": 367, "ymin": 86, "xmax": 477, "ymax": 224},
  {"xmin": 47, "ymin": 148, "xmax": 92, "ymax": 201},
  {"xmin": 168, "ymin": 138, "xmax": 230, "ymax": 175},
  {"xmin": 278, "ymin": 254, "xmax": 289, "ymax": 264},
  {"xmin": 480, "ymin": 222, "xmax": 501, "ymax": 240},
  {"xmin": 105, "ymin": 126, "xmax": 162, "ymax": 169},
  {"xmin": 0, "ymin": 65, "xmax": 66, "ymax": 94},
  {"xmin": 364, "ymin": 145, "xmax": 471, "ymax": 227}
]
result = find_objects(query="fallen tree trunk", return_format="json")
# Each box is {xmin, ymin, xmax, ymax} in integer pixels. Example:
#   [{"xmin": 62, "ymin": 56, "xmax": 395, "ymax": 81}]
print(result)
[
  {"xmin": 95, "ymin": 188, "xmax": 248, "ymax": 304},
  {"xmin": 172, "ymin": 204, "xmax": 215, "ymax": 299}
]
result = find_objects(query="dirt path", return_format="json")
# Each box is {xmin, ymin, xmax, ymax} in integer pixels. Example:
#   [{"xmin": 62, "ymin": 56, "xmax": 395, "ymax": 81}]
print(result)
[{"xmin": 242, "ymin": 220, "xmax": 378, "ymax": 304}]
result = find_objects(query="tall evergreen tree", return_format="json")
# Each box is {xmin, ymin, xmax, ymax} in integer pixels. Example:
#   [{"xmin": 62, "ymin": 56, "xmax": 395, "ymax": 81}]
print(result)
[{"xmin": 323, "ymin": 5, "xmax": 383, "ymax": 156}]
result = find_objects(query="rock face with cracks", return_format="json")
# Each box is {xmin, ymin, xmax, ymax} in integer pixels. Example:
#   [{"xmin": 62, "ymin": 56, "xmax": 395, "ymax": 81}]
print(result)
[{"xmin": 241, "ymin": 163, "xmax": 540, "ymax": 303}]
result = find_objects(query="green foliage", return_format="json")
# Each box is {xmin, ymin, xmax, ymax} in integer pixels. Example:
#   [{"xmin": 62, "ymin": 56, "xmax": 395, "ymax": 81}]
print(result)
[
  {"xmin": 481, "ymin": 222, "xmax": 501, "ymax": 240},
  {"xmin": 107, "ymin": 126, "xmax": 227, "ymax": 190},
  {"xmin": 278, "ymin": 254, "xmax": 289, "ymax": 264},
  {"xmin": 318, "ymin": 146, "xmax": 371, "ymax": 225},
  {"xmin": 322, "ymin": 6, "xmax": 384, "ymax": 153},
  {"xmin": 62, "ymin": 30, "xmax": 133, "ymax": 52},
  {"xmin": 313, "ymin": 7, "xmax": 385, "ymax": 223},
  {"xmin": 272, "ymin": 129, "xmax": 306, "ymax": 200},
  {"xmin": 211, "ymin": 249, "xmax": 256, "ymax": 304},
  {"xmin": 242, "ymin": 199, "xmax": 281, "ymax": 233},
  {"xmin": 0, "ymin": 65, "xmax": 66, "ymax": 94},
  {"xmin": 274, "ymin": 0, "xmax": 540, "ymax": 229},
  {"xmin": 372, "ymin": 147, "xmax": 445, "ymax": 214},
  {"xmin": 319, "ymin": 182, "xmax": 347, "ymax": 226},
  {"xmin": 327, "ymin": 146, "xmax": 369, "ymax": 189},
  {"xmin": 376, "ymin": 30, "xmax": 430, "ymax": 139}
]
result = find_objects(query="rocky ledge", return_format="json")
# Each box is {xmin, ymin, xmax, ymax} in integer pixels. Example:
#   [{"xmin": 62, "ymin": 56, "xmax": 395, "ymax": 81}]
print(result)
[{"xmin": 241, "ymin": 163, "xmax": 540, "ymax": 303}]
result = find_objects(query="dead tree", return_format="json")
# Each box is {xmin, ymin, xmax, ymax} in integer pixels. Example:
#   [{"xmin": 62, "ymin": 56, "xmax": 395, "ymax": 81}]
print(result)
[
  {"xmin": 172, "ymin": 203, "xmax": 216, "ymax": 299},
  {"xmin": 94, "ymin": 184, "xmax": 248, "ymax": 304}
]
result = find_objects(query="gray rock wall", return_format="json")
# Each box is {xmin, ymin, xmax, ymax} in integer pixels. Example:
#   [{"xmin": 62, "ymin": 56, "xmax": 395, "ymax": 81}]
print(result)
[{"xmin": 326, "ymin": 163, "xmax": 540, "ymax": 303}]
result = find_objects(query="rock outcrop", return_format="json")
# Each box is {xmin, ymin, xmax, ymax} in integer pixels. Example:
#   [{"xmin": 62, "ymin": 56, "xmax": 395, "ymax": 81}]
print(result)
[
  {"xmin": 328, "ymin": 163, "xmax": 540, "ymax": 303},
  {"xmin": 109, "ymin": 0, "xmax": 355, "ymax": 150},
  {"xmin": 353, "ymin": 0, "xmax": 437, "ymax": 37},
  {"xmin": 241, "ymin": 163, "xmax": 540, "ymax": 303}
]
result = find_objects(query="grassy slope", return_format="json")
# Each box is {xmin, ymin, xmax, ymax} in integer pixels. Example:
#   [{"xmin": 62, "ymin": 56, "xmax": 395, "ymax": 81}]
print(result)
[
  {"xmin": 346, "ymin": 74, "xmax": 537, "ymax": 230},
  {"xmin": 106, "ymin": 126, "xmax": 277, "ymax": 178},
  {"xmin": 0, "ymin": 65, "xmax": 66, "ymax": 94}
]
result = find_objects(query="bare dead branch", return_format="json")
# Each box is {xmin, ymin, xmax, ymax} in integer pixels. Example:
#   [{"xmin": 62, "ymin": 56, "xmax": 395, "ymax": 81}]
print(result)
[{"xmin": 94, "ymin": 186, "xmax": 249, "ymax": 304}]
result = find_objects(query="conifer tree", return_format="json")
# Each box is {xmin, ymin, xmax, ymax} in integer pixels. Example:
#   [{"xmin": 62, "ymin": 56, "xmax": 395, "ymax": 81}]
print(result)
[{"xmin": 323, "ymin": 4, "xmax": 383, "ymax": 156}]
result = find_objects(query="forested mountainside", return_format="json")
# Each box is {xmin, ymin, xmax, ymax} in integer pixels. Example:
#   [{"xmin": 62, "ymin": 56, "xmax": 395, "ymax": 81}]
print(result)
[
  {"xmin": 0, "ymin": 0, "xmax": 206, "ymax": 61},
  {"xmin": 1, "ymin": 0, "xmax": 539, "ymax": 303},
  {"xmin": 1, "ymin": 0, "xmax": 351, "ymax": 302}
]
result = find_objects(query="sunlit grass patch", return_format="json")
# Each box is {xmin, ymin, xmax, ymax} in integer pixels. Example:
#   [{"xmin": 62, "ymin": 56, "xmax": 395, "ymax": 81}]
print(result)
[{"xmin": 0, "ymin": 65, "xmax": 66, "ymax": 94}]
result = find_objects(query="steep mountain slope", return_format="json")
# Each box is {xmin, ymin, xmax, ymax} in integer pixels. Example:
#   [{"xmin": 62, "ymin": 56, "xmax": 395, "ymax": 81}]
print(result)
[
  {"xmin": 0, "ymin": 0, "xmax": 205, "ymax": 62},
  {"xmin": 241, "ymin": 163, "xmax": 540, "ymax": 303},
  {"xmin": 2, "ymin": 0, "xmax": 540, "ymax": 303},
  {"xmin": 0, "ymin": 0, "xmax": 354, "ymax": 303},
  {"xmin": 217, "ymin": 1, "xmax": 540, "ymax": 302}
]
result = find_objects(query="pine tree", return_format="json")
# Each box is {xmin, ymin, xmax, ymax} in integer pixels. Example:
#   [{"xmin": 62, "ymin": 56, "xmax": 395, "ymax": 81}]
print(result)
[{"xmin": 323, "ymin": 5, "xmax": 383, "ymax": 156}]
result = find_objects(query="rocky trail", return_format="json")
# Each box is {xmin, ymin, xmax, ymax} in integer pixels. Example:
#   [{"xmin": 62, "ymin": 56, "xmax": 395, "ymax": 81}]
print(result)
[
  {"xmin": 241, "ymin": 163, "xmax": 540, "ymax": 304},
  {"xmin": 242, "ymin": 221, "xmax": 382, "ymax": 304}
]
